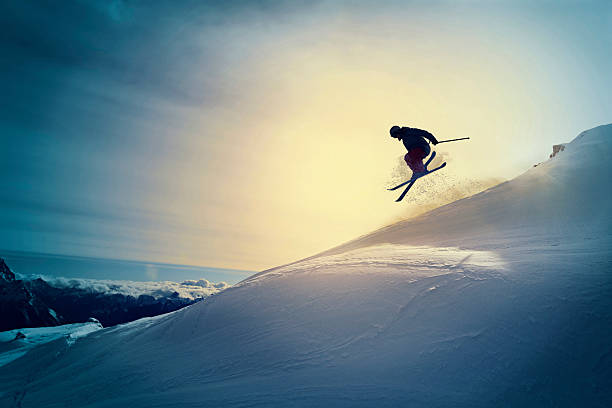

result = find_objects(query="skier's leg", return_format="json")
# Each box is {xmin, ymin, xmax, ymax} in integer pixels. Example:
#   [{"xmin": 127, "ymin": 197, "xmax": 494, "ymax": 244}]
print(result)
[
  {"xmin": 406, "ymin": 148, "xmax": 426, "ymax": 173},
  {"xmin": 404, "ymin": 152, "xmax": 421, "ymax": 173},
  {"xmin": 418, "ymin": 142, "xmax": 434, "ymax": 168},
  {"xmin": 403, "ymin": 153, "xmax": 412, "ymax": 169}
]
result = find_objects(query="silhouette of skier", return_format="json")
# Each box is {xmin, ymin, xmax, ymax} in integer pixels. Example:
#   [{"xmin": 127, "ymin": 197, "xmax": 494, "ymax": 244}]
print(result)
[{"xmin": 390, "ymin": 125, "xmax": 439, "ymax": 177}]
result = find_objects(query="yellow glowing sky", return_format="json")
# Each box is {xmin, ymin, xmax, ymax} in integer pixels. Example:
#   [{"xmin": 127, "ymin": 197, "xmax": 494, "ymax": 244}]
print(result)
[{"xmin": 124, "ymin": 1, "xmax": 610, "ymax": 272}]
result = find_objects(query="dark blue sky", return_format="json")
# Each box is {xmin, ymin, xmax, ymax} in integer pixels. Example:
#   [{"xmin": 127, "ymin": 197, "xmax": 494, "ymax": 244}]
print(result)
[{"xmin": 1, "ymin": 0, "xmax": 278, "ymax": 264}]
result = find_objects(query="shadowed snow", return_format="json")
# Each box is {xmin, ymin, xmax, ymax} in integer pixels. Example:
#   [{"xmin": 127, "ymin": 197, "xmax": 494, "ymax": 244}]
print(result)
[{"xmin": 0, "ymin": 322, "xmax": 103, "ymax": 367}]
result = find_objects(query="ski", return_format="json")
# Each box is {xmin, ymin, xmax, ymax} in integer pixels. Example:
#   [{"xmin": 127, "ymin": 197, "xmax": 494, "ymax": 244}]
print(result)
[
  {"xmin": 424, "ymin": 150, "xmax": 437, "ymax": 168},
  {"xmin": 387, "ymin": 161, "xmax": 446, "ymax": 191},
  {"xmin": 387, "ymin": 176, "xmax": 419, "ymax": 191},
  {"xmin": 395, "ymin": 180, "xmax": 416, "ymax": 202},
  {"xmin": 393, "ymin": 162, "xmax": 447, "ymax": 202}
]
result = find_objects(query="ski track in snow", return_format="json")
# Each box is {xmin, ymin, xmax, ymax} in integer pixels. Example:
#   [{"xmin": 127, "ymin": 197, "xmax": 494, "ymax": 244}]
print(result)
[{"xmin": 241, "ymin": 244, "xmax": 507, "ymax": 286}]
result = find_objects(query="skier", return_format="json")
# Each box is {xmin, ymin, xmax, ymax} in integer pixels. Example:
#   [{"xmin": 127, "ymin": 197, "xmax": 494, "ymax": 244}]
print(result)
[{"xmin": 390, "ymin": 125, "xmax": 439, "ymax": 177}]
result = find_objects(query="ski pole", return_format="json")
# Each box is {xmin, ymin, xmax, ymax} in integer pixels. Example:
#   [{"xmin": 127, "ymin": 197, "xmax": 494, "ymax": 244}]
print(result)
[{"xmin": 436, "ymin": 137, "xmax": 470, "ymax": 144}]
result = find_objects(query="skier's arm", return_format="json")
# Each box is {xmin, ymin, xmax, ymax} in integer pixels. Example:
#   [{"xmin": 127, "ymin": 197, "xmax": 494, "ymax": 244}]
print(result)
[
  {"xmin": 421, "ymin": 130, "xmax": 438, "ymax": 145},
  {"xmin": 409, "ymin": 128, "xmax": 439, "ymax": 145}
]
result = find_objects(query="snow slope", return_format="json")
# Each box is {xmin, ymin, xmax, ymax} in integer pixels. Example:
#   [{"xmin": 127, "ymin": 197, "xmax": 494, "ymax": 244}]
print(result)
[
  {"xmin": 0, "ymin": 125, "xmax": 611, "ymax": 407},
  {"xmin": 318, "ymin": 124, "xmax": 612, "ymax": 255},
  {"xmin": 0, "ymin": 321, "xmax": 103, "ymax": 368}
]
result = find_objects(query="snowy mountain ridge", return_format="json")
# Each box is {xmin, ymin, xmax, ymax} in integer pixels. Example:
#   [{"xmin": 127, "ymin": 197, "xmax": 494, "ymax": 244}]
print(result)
[
  {"xmin": 0, "ymin": 259, "xmax": 60, "ymax": 331},
  {"xmin": 0, "ymin": 262, "xmax": 227, "ymax": 331},
  {"xmin": 0, "ymin": 125, "xmax": 610, "ymax": 407}
]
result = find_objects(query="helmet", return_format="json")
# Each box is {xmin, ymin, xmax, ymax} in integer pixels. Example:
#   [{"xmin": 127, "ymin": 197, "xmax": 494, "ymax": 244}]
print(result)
[{"xmin": 390, "ymin": 125, "xmax": 401, "ymax": 138}]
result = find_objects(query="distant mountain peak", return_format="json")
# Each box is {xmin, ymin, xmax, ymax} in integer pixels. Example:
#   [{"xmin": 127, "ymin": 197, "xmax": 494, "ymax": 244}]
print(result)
[
  {"xmin": 549, "ymin": 144, "xmax": 566, "ymax": 159},
  {"xmin": 0, "ymin": 258, "xmax": 15, "ymax": 282}
]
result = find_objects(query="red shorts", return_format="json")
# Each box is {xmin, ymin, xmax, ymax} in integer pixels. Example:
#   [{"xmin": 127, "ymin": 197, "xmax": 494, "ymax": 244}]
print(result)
[{"xmin": 404, "ymin": 148, "xmax": 427, "ymax": 173}]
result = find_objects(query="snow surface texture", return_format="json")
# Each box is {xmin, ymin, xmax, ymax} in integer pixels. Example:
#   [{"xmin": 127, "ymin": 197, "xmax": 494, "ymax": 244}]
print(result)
[
  {"xmin": 0, "ymin": 321, "xmax": 103, "ymax": 368},
  {"xmin": 0, "ymin": 125, "xmax": 611, "ymax": 407},
  {"xmin": 16, "ymin": 275, "xmax": 229, "ymax": 301}
]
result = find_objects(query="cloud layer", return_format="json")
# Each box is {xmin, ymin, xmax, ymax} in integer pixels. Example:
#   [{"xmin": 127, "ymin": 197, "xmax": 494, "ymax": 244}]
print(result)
[{"xmin": 19, "ymin": 274, "xmax": 230, "ymax": 301}]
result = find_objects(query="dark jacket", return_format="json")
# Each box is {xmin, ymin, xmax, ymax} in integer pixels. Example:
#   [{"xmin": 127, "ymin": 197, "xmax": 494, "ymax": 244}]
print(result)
[{"xmin": 396, "ymin": 127, "xmax": 438, "ymax": 153}]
